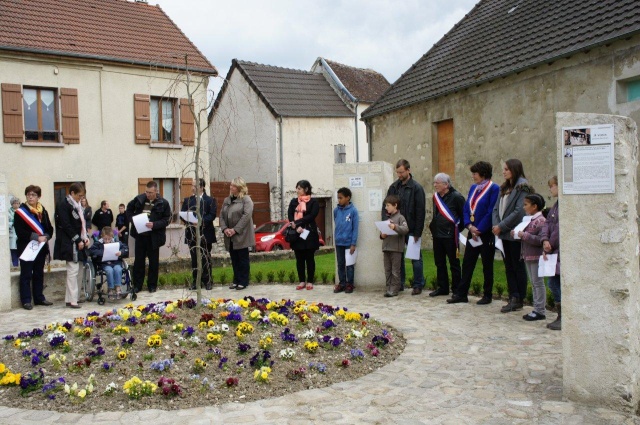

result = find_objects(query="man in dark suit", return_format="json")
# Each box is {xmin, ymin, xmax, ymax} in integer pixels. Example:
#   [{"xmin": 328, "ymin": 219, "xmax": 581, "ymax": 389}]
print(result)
[
  {"xmin": 126, "ymin": 180, "xmax": 171, "ymax": 293},
  {"xmin": 91, "ymin": 200, "xmax": 114, "ymax": 233},
  {"xmin": 181, "ymin": 178, "xmax": 217, "ymax": 290}
]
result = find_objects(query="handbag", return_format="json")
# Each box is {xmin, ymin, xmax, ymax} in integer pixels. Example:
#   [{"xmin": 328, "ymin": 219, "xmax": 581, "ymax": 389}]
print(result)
[{"xmin": 284, "ymin": 227, "xmax": 299, "ymax": 243}]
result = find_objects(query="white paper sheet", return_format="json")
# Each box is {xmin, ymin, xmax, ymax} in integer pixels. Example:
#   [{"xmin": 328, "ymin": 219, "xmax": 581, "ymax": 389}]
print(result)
[
  {"xmin": 405, "ymin": 237, "xmax": 421, "ymax": 260},
  {"xmin": 538, "ymin": 253, "xmax": 558, "ymax": 277},
  {"xmin": 179, "ymin": 211, "xmax": 198, "ymax": 224},
  {"xmin": 345, "ymin": 249, "xmax": 357, "ymax": 266},
  {"xmin": 459, "ymin": 233, "xmax": 467, "ymax": 246},
  {"xmin": 132, "ymin": 213, "xmax": 151, "ymax": 234},
  {"xmin": 375, "ymin": 220, "xmax": 397, "ymax": 235},
  {"xmin": 511, "ymin": 216, "xmax": 532, "ymax": 239},
  {"xmin": 468, "ymin": 235, "xmax": 483, "ymax": 247},
  {"xmin": 20, "ymin": 240, "xmax": 45, "ymax": 261},
  {"xmin": 300, "ymin": 229, "xmax": 310, "ymax": 240},
  {"xmin": 494, "ymin": 237, "xmax": 504, "ymax": 256},
  {"xmin": 102, "ymin": 242, "xmax": 120, "ymax": 262}
]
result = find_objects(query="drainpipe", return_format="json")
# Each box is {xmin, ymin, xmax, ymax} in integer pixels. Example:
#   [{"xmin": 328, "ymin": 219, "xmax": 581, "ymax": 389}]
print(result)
[
  {"xmin": 354, "ymin": 101, "xmax": 359, "ymax": 163},
  {"xmin": 278, "ymin": 116, "xmax": 285, "ymax": 219}
]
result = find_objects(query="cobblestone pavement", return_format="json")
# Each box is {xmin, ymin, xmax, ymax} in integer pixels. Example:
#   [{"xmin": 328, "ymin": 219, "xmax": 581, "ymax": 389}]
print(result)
[{"xmin": 0, "ymin": 284, "xmax": 638, "ymax": 425}]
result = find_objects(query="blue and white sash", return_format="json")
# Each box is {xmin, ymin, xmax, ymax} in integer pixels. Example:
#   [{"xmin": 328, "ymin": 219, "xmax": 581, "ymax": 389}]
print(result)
[
  {"xmin": 15, "ymin": 205, "xmax": 45, "ymax": 236},
  {"xmin": 434, "ymin": 193, "xmax": 460, "ymax": 255}
]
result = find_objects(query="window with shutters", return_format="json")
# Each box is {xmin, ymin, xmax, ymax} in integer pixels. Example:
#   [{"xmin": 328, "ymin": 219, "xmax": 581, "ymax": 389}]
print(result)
[
  {"xmin": 155, "ymin": 178, "xmax": 179, "ymax": 223},
  {"xmin": 134, "ymin": 94, "xmax": 194, "ymax": 147},
  {"xmin": 23, "ymin": 87, "xmax": 59, "ymax": 142},
  {"xmin": 150, "ymin": 97, "xmax": 176, "ymax": 143}
]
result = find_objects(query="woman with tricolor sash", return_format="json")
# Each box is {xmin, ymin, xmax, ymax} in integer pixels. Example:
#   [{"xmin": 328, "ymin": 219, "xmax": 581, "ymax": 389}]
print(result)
[
  {"xmin": 447, "ymin": 161, "xmax": 500, "ymax": 305},
  {"xmin": 13, "ymin": 185, "xmax": 54, "ymax": 310}
]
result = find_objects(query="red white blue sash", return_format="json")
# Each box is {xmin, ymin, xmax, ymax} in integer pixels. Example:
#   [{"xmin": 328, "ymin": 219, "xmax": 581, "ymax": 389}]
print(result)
[
  {"xmin": 15, "ymin": 205, "xmax": 45, "ymax": 236},
  {"xmin": 470, "ymin": 180, "xmax": 494, "ymax": 221},
  {"xmin": 434, "ymin": 192, "xmax": 460, "ymax": 255}
]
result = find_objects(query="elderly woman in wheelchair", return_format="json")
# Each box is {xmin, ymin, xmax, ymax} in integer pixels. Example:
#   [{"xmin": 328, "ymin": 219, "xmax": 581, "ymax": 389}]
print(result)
[{"xmin": 89, "ymin": 226, "xmax": 129, "ymax": 300}]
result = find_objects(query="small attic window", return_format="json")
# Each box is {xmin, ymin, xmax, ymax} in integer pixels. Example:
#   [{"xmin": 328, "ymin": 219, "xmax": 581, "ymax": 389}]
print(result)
[{"xmin": 616, "ymin": 78, "xmax": 640, "ymax": 104}]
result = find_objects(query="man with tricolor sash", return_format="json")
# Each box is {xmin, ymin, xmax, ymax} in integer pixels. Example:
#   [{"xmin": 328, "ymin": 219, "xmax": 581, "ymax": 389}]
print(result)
[{"xmin": 428, "ymin": 173, "xmax": 465, "ymax": 297}]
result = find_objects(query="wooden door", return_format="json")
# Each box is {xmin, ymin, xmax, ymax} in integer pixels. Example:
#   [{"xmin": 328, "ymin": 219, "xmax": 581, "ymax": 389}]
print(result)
[
  {"xmin": 210, "ymin": 181, "xmax": 270, "ymax": 226},
  {"xmin": 315, "ymin": 198, "xmax": 326, "ymax": 243},
  {"xmin": 436, "ymin": 119, "xmax": 455, "ymax": 179}
]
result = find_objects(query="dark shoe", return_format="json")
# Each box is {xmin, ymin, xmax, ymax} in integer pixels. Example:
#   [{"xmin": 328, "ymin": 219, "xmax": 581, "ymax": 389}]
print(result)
[
  {"xmin": 523, "ymin": 311, "xmax": 546, "ymax": 321},
  {"xmin": 149, "ymin": 288, "xmax": 157, "ymax": 293},
  {"xmin": 500, "ymin": 297, "xmax": 523, "ymax": 313},
  {"xmin": 446, "ymin": 295, "xmax": 468, "ymax": 304},
  {"xmin": 411, "ymin": 287, "xmax": 422, "ymax": 296},
  {"xmin": 229, "ymin": 283, "xmax": 238, "ymax": 290},
  {"xmin": 547, "ymin": 303, "xmax": 561, "ymax": 330},
  {"xmin": 77, "ymin": 297, "xmax": 85, "ymax": 304},
  {"xmin": 345, "ymin": 284, "xmax": 354, "ymax": 294},
  {"xmin": 236, "ymin": 285, "xmax": 247, "ymax": 290},
  {"xmin": 67, "ymin": 304, "xmax": 81, "ymax": 309},
  {"xmin": 476, "ymin": 296, "xmax": 492, "ymax": 305},
  {"xmin": 384, "ymin": 292, "xmax": 398, "ymax": 297},
  {"xmin": 333, "ymin": 285, "xmax": 345, "ymax": 294},
  {"xmin": 205, "ymin": 284, "xmax": 213, "ymax": 290},
  {"xmin": 22, "ymin": 303, "xmax": 33, "ymax": 310},
  {"xmin": 35, "ymin": 300, "xmax": 53, "ymax": 306},
  {"xmin": 429, "ymin": 289, "xmax": 449, "ymax": 297},
  {"xmin": 399, "ymin": 285, "xmax": 405, "ymax": 292}
]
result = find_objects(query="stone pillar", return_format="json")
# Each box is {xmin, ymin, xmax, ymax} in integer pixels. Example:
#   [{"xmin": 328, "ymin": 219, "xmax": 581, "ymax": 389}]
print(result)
[
  {"xmin": 557, "ymin": 113, "xmax": 640, "ymax": 413},
  {"xmin": 0, "ymin": 172, "xmax": 10, "ymax": 312},
  {"xmin": 333, "ymin": 162, "xmax": 395, "ymax": 289}
]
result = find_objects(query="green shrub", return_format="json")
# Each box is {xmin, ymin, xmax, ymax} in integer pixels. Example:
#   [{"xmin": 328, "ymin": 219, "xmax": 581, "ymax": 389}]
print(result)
[
  {"xmin": 525, "ymin": 284, "xmax": 533, "ymax": 305},
  {"xmin": 470, "ymin": 280, "xmax": 482, "ymax": 296},
  {"xmin": 277, "ymin": 270, "xmax": 286, "ymax": 283},
  {"xmin": 495, "ymin": 282, "xmax": 506, "ymax": 299},
  {"xmin": 219, "ymin": 270, "xmax": 228, "ymax": 286},
  {"xmin": 158, "ymin": 275, "xmax": 167, "ymax": 287},
  {"xmin": 428, "ymin": 276, "xmax": 438, "ymax": 290},
  {"xmin": 254, "ymin": 271, "xmax": 264, "ymax": 283},
  {"xmin": 408, "ymin": 275, "xmax": 414, "ymax": 286},
  {"xmin": 266, "ymin": 271, "xmax": 275, "ymax": 283},
  {"xmin": 288, "ymin": 270, "xmax": 297, "ymax": 284},
  {"xmin": 546, "ymin": 286, "xmax": 555, "ymax": 309},
  {"xmin": 320, "ymin": 272, "xmax": 329, "ymax": 284},
  {"xmin": 331, "ymin": 273, "xmax": 336, "ymax": 283}
]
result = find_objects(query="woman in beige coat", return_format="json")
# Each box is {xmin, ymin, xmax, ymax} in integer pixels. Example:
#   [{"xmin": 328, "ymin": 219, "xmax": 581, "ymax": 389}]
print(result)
[{"xmin": 220, "ymin": 177, "xmax": 255, "ymax": 290}]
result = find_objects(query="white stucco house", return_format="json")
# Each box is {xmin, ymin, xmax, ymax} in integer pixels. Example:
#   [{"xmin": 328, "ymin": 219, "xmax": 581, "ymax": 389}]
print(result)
[{"xmin": 0, "ymin": 0, "xmax": 217, "ymax": 259}]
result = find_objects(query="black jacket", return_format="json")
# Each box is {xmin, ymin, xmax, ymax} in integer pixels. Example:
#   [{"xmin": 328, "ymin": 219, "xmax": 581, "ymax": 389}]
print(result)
[
  {"xmin": 115, "ymin": 212, "xmax": 129, "ymax": 236},
  {"xmin": 54, "ymin": 198, "xmax": 88, "ymax": 262},
  {"xmin": 88, "ymin": 239, "xmax": 129, "ymax": 267},
  {"xmin": 13, "ymin": 203, "xmax": 54, "ymax": 255},
  {"xmin": 126, "ymin": 193, "xmax": 171, "ymax": 250},
  {"xmin": 91, "ymin": 208, "xmax": 114, "ymax": 231},
  {"xmin": 181, "ymin": 193, "xmax": 217, "ymax": 245},
  {"xmin": 383, "ymin": 175, "xmax": 426, "ymax": 238},
  {"xmin": 287, "ymin": 197, "xmax": 320, "ymax": 251},
  {"xmin": 429, "ymin": 187, "xmax": 465, "ymax": 238}
]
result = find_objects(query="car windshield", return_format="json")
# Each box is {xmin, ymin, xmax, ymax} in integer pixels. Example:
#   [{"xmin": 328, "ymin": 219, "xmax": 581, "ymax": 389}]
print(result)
[{"xmin": 255, "ymin": 222, "xmax": 283, "ymax": 233}]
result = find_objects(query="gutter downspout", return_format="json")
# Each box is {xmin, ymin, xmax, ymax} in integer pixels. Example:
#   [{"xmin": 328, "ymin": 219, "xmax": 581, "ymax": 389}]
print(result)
[
  {"xmin": 319, "ymin": 58, "xmax": 359, "ymax": 162},
  {"xmin": 278, "ymin": 116, "xmax": 285, "ymax": 219}
]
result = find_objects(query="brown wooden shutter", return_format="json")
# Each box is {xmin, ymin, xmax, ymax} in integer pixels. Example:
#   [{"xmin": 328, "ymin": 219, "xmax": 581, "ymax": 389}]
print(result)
[
  {"xmin": 60, "ymin": 88, "xmax": 80, "ymax": 144},
  {"xmin": 1, "ymin": 83, "xmax": 23, "ymax": 143},
  {"xmin": 179, "ymin": 98, "xmax": 195, "ymax": 146},
  {"xmin": 138, "ymin": 178, "xmax": 153, "ymax": 194},
  {"xmin": 180, "ymin": 178, "xmax": 193, "ymax": 202},
  {"xmin": 134, "ymin": 94, "xmax": 150, "ymax": 144}
]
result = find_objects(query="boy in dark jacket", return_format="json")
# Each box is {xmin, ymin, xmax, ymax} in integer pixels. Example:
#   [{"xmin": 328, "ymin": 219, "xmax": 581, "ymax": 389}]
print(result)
[
  {"xmin": 89, "ymin": 226, "xmax": 129, "ymax": 299},
  {"xmin": 115, "ymin": 203, "xmax": 130, "ymax": 245},
  {"xmin": 333, "ymin": 187, "xmax": 359, "ymax": 294}
]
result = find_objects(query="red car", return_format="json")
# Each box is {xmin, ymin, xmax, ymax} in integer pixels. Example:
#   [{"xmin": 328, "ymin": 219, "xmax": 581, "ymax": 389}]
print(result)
[{"xmin": 253, "ymin": 220, "xmax": 325, "ymax": 252}]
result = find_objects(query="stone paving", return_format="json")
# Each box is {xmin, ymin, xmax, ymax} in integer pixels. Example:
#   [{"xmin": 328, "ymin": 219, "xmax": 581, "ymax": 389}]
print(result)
[{"xmin": 0, "ymin": 284, "xmax": 638, "ymax": 425}]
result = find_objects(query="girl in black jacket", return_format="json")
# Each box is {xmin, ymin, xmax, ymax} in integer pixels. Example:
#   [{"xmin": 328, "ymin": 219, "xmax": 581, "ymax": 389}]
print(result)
[{"xmin": 288, "ymin": 180, "xmax": 320, "ymax": 290}]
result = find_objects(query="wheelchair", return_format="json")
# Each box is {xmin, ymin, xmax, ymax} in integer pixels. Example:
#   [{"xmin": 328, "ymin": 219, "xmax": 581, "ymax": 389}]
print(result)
[{"xmin": 81, "ymin": 256, "xmax": 136, "ymax": 305}]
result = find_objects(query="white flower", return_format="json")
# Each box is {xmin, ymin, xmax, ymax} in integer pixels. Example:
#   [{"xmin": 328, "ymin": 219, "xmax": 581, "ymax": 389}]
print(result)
[
  {"xmin": 212, "ymin": 325, "xmax": 220, "ymax": 332},
  {"xmin": 64, "ymin": 384, "xmax": 70, "ymax": 394},
  {"xmin": 221, "ymin": 324, "xmax": 230, "ymax": 332},
  {"xmin": 300, "ymin": 329, "xmax": 316, "ymax": 339},
  {"xmin": 279, "ymin": 348, "xmax": 296, "ymax": 359}
]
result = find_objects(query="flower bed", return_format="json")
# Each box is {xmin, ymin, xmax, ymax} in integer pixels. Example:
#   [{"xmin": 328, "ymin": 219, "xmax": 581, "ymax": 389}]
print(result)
[{"xmin": 0, "ymin": 296, "xmax": 405, "ymax": 413}]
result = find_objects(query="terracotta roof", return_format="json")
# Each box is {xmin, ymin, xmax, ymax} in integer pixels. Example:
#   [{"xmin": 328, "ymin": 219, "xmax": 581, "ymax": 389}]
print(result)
[
  {"xmin": 213, "ymin": 60, "xmax": 353, "ymax": 118},
  {"xmin": 323, "ymin": 59, "xmax": 390, "ymax": 103},
  {"xmin": 363, "ymin": 0, "xmax": 640, "ymax": 119},
  {"xmin": 0, "ymin": 0, "xmax": 217, "ymax": 75}
]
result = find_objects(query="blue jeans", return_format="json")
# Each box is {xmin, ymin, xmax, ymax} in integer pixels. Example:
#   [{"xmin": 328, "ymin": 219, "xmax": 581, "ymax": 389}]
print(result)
[
  {"xmin": 400, "ymin": 238, "xmax": 424, "ymax": 288},
  {"xmin": 103, "ymin": 264, "xmax": 123, "ymax": 289},
  {"xmin": 547, "ymin": 274, "xmax": 561, "ymax": 303},
  {"xmin": 335, "ymin": 246, "xmax": 354, "ymax": 288}
]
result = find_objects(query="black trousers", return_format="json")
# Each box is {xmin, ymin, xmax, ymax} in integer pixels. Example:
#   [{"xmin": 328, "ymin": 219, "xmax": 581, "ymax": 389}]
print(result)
[
  {"xmin": 189, "ymin": 241, "xmax": 212, "ymax": 287},
  {"xmin": 456, "ymin": 231, "xmax": 494, "ymax": 298},
  {"xmin": 19, "ymin": 248, "xmax": 48, "ymax": 304},
  {"xmin": 502, "ymin": 239, "xmax": 528, "ymax": 300},
  {"xmin": 229, "ymin": 243, "xmax": 250, "ymax": 286},
  {"xmin": 294, "ymin": 248, "xmax": 316, "ymax": 283},
  {"xmin": 433, "ymin": 237, "xmax": 461, "ymax": 294},
  {"xmin": 133, "ymin": 236, "xmax": 159, "ymax": 291}
]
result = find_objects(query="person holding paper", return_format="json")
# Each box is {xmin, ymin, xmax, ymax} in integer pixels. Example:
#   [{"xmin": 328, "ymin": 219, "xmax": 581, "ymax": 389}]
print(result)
[
  {"xmin": 333, "ymin": 187, "xmax": 359, "ymax": 294},
  {"xmin": 288, "ymin": 180, "xmax": 321, "ymax": 290},
  {"xmin": 513, "ymin": 194, "xmax": 546, "ymax": 321},
  {"xmin": 492, "ymin": 159, "xmax": 534, "ymax": 313},
  {"xmin": 14, "ymin": 185, "xmax": 54, "ymax": 310},
  {"xmin": 540, "ymin": 176, "xmax": 561, "ymax": 330},
  {"xmin": 383, "ymin": 159, "xmax": 426, "ymax": 295},
  {"xmin": 126, "ymin": 180, "xmax": 172, "ymax": 293},
  {"xmin": 220, "ymin": 177, "xmax": 255, "ymax": 290},
  {"xmin": 448, "ymin": 161, "xmax": 500, "ymax": 305},
  {"xmin": 181, "ymin": 178, "xmax": 217, "ymax": 290},
  {"xmin": 89, "ymin": 226, "xmax": 129, "ymax": 299},
  {"xmin": 54, "ymin": 182, "xmax": 90, "ymax": 309},
  {"xmin": 429, "ymin": 173, "xmax": 465, "ymax": 297},
  {"xmin": 380, "ymin": 195, "xmax": 409, "ymax": 297}
]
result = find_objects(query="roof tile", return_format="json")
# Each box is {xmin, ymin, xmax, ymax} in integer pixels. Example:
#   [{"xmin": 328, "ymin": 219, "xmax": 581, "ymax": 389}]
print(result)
[{"xmin": 323, "ymin": 59, "xmax": 391, "ymax": 103}]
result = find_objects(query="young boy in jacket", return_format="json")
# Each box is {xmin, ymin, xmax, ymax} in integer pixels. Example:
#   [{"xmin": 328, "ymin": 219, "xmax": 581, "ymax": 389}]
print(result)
[
  {"xmin": 89, "ymin": 226, "xmax": 129, "ymax": 299},
  {"xmin": 380, "ymin": 195, "xmax": 409, "ymax": 297},
  {"xmin": 333, "ymin": 187, "xmax": 359, "ymax": 294}
]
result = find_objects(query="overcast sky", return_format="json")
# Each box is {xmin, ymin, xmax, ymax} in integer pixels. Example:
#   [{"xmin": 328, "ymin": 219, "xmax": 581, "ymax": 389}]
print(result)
[{"xmin": 152, "ymin": 0, "xmax": 479, "ymax": 94}]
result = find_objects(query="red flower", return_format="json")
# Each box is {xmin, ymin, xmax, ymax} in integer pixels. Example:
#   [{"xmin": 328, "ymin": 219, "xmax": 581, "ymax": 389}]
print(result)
[{"xmin": 226, "ymin": 377, "xmax": 238, "ymax": 387}]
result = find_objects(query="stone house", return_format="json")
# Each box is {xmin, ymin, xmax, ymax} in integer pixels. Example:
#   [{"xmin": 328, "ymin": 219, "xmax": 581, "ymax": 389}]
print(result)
[
  {"xmin": 0, "ymin": 0, "xmax": 217, "ymax": 258},
  {"xmin": 362, "ymin": 0, "xmax": 640, "ymax": 237}
]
